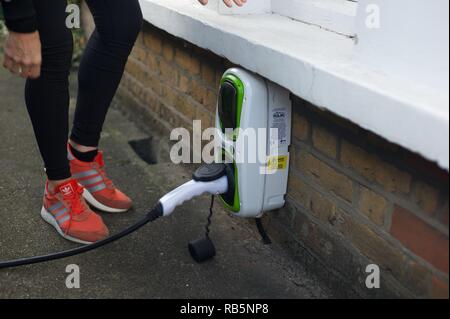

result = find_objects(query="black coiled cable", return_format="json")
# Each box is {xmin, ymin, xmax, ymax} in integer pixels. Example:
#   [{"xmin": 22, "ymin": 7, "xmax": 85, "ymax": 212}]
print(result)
[
  {"xmin": 0, "ymin": 203, "xmax": 163, "ymax": 270},
  {"xmin": 204, "ymin": 195, "xmax": 215, "ymax": 238}
]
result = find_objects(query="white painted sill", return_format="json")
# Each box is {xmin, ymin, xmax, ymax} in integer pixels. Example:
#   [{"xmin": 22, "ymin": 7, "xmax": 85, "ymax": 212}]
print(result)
[
  {"xmin": 138, "ymin": 0, "xmax": 449, "ymax": 170},
  {"xmin": 272, "ymin": 0, "xmax": 358, "ymax": 36}
]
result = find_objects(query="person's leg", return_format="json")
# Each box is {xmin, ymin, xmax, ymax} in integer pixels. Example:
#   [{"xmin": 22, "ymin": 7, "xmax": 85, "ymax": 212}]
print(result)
[
  {"xmin": 25, "ymin": 0, "xmax": 109, "ymax": 244},
  {"xmin": 25, "ymin": 0, "xmax": 73, "ymax": 189},
  {"xmin": 70, "ymin": 0, "xmax": 143, "ymax": 150},
  {"xmin": 67, "ymin": 0, "xmax": 142, "ymax": 213}
]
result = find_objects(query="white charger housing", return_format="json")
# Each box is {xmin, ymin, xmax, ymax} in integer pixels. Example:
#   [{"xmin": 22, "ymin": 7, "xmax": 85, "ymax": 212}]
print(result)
[{"xmin": 215, "ymin": 68, "xmax": 292, "ymax": 218}]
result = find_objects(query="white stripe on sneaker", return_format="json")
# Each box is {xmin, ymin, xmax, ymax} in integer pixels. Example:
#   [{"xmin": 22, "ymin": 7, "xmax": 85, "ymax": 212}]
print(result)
[
  {"xmin": 53, "ymin": 208, "xmax": 68, "ymax": 219},
  {"xmin": 87, "ymin": 183, "xmax": 107, "ymax": 193},
  {"xmin": 40, "ymin": 207, "xmax": 93, "ymax": 245},
  {"xmin": 73, "ymin": 170, "xmax": 98, "ymax": 179},
  {"xmin": 49, "ymin": 202, "xmax": 63, "ymax": 212},
  {"xmin": 57, "ymin": 215, "xmax": 70, "ymax": 225},
  {"xmin": 79, "ymin": 175, "xmax": 103, "ymax": 187}
]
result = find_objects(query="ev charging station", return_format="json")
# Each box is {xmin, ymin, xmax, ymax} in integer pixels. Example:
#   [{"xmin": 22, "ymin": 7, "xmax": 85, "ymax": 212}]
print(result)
[
  {"xmin": 216, "ymin": 68, "xmax": 292, "ymax": 218},
  {"xmin": 0, "ymin": 68, "xmax": 293, "ymax": 268}
]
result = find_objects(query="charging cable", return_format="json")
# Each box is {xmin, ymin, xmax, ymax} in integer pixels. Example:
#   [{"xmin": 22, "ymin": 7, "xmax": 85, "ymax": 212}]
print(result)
[{"xmin": 0, "ymin": 166, "xmax": 229, "ymax": 270}]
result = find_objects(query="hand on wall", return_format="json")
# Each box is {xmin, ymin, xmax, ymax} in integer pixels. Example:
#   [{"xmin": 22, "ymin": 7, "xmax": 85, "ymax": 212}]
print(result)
[{"xmin": 198, "ymin": 0, "xmax": 247, "ymax": 8}]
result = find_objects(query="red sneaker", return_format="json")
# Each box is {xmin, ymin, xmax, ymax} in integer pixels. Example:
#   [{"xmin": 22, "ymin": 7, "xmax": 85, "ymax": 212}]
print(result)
[
  {"xmin": 42, "ymin": 179, "xmax": 109, "ymax": 244},
  {"xmin": 68, "ymin": 148, "xmax": 133, "ymax": 213}
]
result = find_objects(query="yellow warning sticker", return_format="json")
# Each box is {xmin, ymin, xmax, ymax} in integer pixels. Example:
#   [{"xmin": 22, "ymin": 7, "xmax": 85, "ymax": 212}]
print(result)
[{"xmin": 268, "ymin": 155, "xmax": 288, "ymax": 171}]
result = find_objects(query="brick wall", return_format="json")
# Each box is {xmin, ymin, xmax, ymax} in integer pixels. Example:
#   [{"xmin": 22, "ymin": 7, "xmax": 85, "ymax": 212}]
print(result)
[
  {"xmin": 83, "ymin": 11, "xmax": 449, "ymax": 298},
  {"xmin": 272, "ymin": 98, "xmax": 449, "ymax": 298}
]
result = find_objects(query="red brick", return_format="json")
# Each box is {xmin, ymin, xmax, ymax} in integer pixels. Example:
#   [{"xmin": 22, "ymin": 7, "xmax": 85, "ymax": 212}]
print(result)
[
  {"xmin": 443, "ymin": 212, "xmax": 449, "ymax": 226},
  {"xmin": 391, "ymin": 206, "xmax": 449, "ymax": 273},
  {"xmin": 400, "ymin": 259, "xmax": 432, "ymax": 297},
  {"xmin": 431, "ymin": 276, "xmax": 449, "ymax": 299},
  {"xmin": 441, "ymin": 201, "xmax": 449, "ymax": 226}
]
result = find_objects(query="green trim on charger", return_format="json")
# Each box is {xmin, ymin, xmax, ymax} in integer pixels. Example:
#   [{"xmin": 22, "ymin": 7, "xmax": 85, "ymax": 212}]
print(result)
[
  {"xmin": 219, "ymin": 73, "xmax": 245, "ymax": 141},
  {"xmin": 217, "ymin": 72, "xmax": 244, "ymax": 213},
  {"xmin": 219, "ymin": 152, "xmax": 241, "ymax": 213}
]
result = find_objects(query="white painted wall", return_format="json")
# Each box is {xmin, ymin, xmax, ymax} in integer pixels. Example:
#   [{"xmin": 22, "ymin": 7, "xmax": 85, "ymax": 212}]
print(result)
[{"xmin": 355, "ymin": 0, "xmax": 449, "ymax": 93}]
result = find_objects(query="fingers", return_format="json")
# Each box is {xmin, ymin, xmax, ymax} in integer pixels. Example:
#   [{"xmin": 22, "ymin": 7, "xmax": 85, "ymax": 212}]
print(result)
[
  {"xmin": 3, "ymin": 52, "xmax": 41, "ymax": 79},
  {"xmin": 3, "ymin": 56, "xmax": 14, "ymax": 73},
  {"xmin": 199, "ymin": 0, "xmax": 247, "ymax": 8},
  {"xmin": 233, "ymin": 0, "xmax": 246, "ymax": 7},
  {"xmin": 3, "ymin": 56, "xmax": 20, "ymax": 76},
  {"xmin": 18, "ymin": 64, "xmax": 33, "ymax": 79},
  {"xmin": 223, "ymin": 0, "xmax": 246, "ymax": 7},
  {"xmin": 21, "ymin": 56, "xmax": 42, "ymax": 79},
  {"xmin": 28, "ymin": 63, "xmax": 41, "ymax": 79}
]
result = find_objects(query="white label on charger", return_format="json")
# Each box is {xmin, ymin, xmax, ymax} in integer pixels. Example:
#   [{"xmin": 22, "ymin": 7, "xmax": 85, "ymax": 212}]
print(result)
[{"xmin": 271, "ymin": 109, "xmax": 288, "ymax": 146}]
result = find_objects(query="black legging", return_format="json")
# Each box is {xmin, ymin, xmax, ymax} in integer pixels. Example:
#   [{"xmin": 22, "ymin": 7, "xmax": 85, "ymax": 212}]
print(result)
[{"xmin": 24, "ymin": 0, "xmax": 142, "ymax": 180}]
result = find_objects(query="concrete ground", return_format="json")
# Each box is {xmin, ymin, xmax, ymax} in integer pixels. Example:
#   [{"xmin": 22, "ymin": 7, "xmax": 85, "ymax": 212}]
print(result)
[{"xmin": 0, "ymin": 66, "xmax": 333, "ymax": 299}]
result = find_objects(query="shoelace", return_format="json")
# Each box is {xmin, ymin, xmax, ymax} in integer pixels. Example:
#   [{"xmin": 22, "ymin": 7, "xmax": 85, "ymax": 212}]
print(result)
[
  {"xmin": 60, "ymin": 183, "xmax": 86, "ymax": 235},
  {"xmin": 62, "ymin": 184, "xmax": 86, "ymax": 217}
]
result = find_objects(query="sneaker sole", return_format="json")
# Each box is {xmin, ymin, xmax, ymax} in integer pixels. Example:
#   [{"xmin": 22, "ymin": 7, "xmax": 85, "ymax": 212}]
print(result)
[
  {"xmin": 40, "ymin": 207, "xmax": 93, "ymax": 245},
  {"xmin": 82, "ymin": 188, "xmax": 129, "ymax": 214}
]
